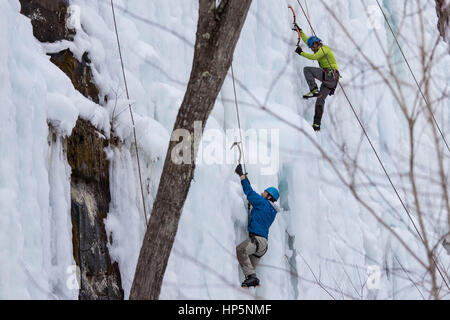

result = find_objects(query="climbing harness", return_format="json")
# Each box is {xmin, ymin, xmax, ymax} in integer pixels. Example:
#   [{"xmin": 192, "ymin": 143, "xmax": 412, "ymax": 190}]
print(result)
[
  {"xmin": 110, "ymin": 0, "xmax": 148, "ymax": 227},
  {"xmin": 292, "ymin": 0, "xmax": 450, "ymax": 291}
]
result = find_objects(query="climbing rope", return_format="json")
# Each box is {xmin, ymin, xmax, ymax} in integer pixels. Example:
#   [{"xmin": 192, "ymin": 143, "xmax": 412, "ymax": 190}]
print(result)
[
  {"xmin": 294, "ymin": 0, "xmax": 450, "ymax": 291},
  {"xmin": 231, "ymin": 63, "xmax": 248, "ymax": 173},
  {"xmin": 303, "ymin": 0, "xmax": 312, "ymax": 34},
  {"xmin": 110, "ymin": 0, "xmax": 148, "ymax": 227},
  {"xmin": 375, "ymin": 0, "xmax": 449, "ymax": 153},
  {"xmin": 231, "ymin": 63, "xmax": 252, "ymax": 217}
]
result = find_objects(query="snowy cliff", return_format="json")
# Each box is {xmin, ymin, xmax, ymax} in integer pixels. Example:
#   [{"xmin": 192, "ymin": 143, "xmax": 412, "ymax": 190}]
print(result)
[{"xmin": 0, "ymin": 0, "xmax": 448, "ymax": 299}]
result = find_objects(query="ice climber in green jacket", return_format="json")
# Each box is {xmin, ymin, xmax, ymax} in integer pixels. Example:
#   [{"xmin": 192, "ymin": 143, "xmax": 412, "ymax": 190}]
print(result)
[{"xmin": 294, "ymin": 25, "xmax": 340, "ymax": 132}]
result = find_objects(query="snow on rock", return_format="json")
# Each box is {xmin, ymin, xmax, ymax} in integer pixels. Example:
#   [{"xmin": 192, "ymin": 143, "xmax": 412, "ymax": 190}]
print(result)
[
  {"xmin": 1, "ymin": 0, "xmax": 448, "ymax": 299},
  {"xmin": 0, "ymin": 0, "xmax": 76, "ymax": 299},
  {"xmin": 0, "ymin": 0, "xmax": 109, "ymax": 299}
]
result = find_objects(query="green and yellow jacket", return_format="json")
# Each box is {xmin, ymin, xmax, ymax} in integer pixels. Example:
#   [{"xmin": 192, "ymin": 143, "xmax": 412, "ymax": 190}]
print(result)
[{"xmin": 299, "ymin": 30, "xmax": 339, "ymax": 71}]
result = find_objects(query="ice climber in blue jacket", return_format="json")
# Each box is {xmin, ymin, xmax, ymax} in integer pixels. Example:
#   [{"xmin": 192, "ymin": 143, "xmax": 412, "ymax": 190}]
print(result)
[{"xmin": 235, "ymin": 164, "xmax": 280, "ymax": 288}]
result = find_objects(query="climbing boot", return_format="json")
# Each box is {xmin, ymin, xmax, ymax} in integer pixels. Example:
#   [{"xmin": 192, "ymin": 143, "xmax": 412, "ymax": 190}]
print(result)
[
  {"xmin": 241, "ymin": 274, "xmax": 260, "ymax": 288},
  {"xmin": 303, "ymin": 88, "xmax": 319, "ymax": 99},
  {"xmin": 312, "ymin": 123, "xmax": 321, "ymax": 131}
]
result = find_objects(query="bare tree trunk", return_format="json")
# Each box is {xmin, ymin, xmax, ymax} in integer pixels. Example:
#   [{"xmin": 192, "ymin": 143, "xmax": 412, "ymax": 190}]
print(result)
[
  {"xmin": 434, "ymin": 0, "xmax": 449, "ymax": 42},
  {"xmin": 129, "ymin": 0, "xmax": 252, "ymax": 300}
]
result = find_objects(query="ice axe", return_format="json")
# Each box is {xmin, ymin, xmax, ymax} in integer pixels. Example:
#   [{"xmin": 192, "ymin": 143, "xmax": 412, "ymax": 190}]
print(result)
[
  {"xmin": 231, "ymin": 141, "xmax": 251, "ymax": 216},
  {"xmin": 231, "ymin": 141, "xmax": 250, "ymax": 184},
  {"xmin": 289, "ymin": 4, "xmax": 301, "ymax": 47},
  {"xmin": 230, "ymin": 141, "xmax": 243, "ymax": 166}
]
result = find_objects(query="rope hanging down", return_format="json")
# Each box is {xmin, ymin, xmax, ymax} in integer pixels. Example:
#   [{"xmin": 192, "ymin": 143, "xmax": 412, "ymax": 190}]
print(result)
[
  {"xmin": 231, "ymin": 63, "xmax": 248, "ymax": 173},
  {"xmin": 230, "ymin": 63, "xmax": 251, "ymax": 217},
  {"xmin": 293, "ymin": 0, "xmax": 450, "ymax": 291},
  {"xmin": 375, "ymin": 0, "xmax": 449, "ymax": 153},
  {"xmin": 303, "ymin": 0, "xmax": 312, "ymax": 34},
  {"xmin": 111, "ymin": 0, "xmax": 148, "ymax": 226}
]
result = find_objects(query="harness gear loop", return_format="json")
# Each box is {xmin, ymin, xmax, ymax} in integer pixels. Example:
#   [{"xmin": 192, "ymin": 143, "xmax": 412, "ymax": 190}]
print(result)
[{"xmin": 322, "ymin": 68, "xmax": 340, "ymax": 95}]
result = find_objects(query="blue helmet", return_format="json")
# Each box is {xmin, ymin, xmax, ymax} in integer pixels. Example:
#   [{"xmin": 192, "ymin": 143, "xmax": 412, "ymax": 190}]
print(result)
[
  {"xmin": 265, "ymin": 187, "xmax": 280, "ymax": 202},
  {"xmin": 307, "ymin": 36, "xmax": 322, "ymax": 48}
]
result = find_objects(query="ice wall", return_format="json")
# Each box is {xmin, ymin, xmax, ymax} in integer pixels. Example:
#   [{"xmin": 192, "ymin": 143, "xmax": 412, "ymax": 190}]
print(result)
[
  {"xmin": 1, "ymin": 0, "xmax": 448, "ymax": 299},
  {"xmin": 0, "ymin": 0, "xmax": 79, "ymax": 299}
]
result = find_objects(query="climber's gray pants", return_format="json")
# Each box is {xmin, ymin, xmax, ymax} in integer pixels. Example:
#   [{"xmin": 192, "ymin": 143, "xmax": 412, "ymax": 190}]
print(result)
[
  {"xmin": 304, "ymin": 66, "xmax": 338, "ymax": 125},
  {"xmin": 236, "ymin": 235, "xmax": 268, "ymax": 277}
]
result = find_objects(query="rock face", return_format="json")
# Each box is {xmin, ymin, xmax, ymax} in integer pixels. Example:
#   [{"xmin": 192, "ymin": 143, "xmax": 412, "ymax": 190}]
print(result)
[
  {"xmin": 19, "ymin": 0, "xmax": 123, "ymax": 299},
  {"xmin": 68, "ymin": 119, "xmax": 123, "ymax": 300},
  {"xmin": 19, "ymin": 0, "xmax": 73, "ymax": 42},
  {"xmin": 50, "ymin": 50, "xmax": 101, "ymax": 104},
  {"xmin": 435, "ymin": 0, "xmax": 449, "ymax": 43}
]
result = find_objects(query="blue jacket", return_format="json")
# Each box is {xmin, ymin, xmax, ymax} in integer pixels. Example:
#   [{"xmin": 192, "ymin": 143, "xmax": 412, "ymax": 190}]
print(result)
[{"xmin": 241, "ymin": 179, "xmax": 278, "ymax": 239}]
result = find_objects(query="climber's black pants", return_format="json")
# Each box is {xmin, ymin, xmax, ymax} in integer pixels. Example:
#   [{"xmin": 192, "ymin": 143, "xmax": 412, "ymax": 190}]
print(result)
[{"xmin": 304, "ymin": 67, "xmax": 338, "ymax": 126}]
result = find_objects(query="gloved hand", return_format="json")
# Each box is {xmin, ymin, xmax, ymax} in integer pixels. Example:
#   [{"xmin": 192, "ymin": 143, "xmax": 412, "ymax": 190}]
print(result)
[
  {"xmin": 292, "ymin": 23, "xmax": 301, "ymax": 32},
  {"xmin": 295, "ymin": 46, "xmax": 303, "ymax": 55},
  {"xmin": 235, "ymin": 164, "xmax": 244, "ymax": 176},
  {"xmin": 312, "ymin": 123, "xmax": 321, "ymax": 131}
]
